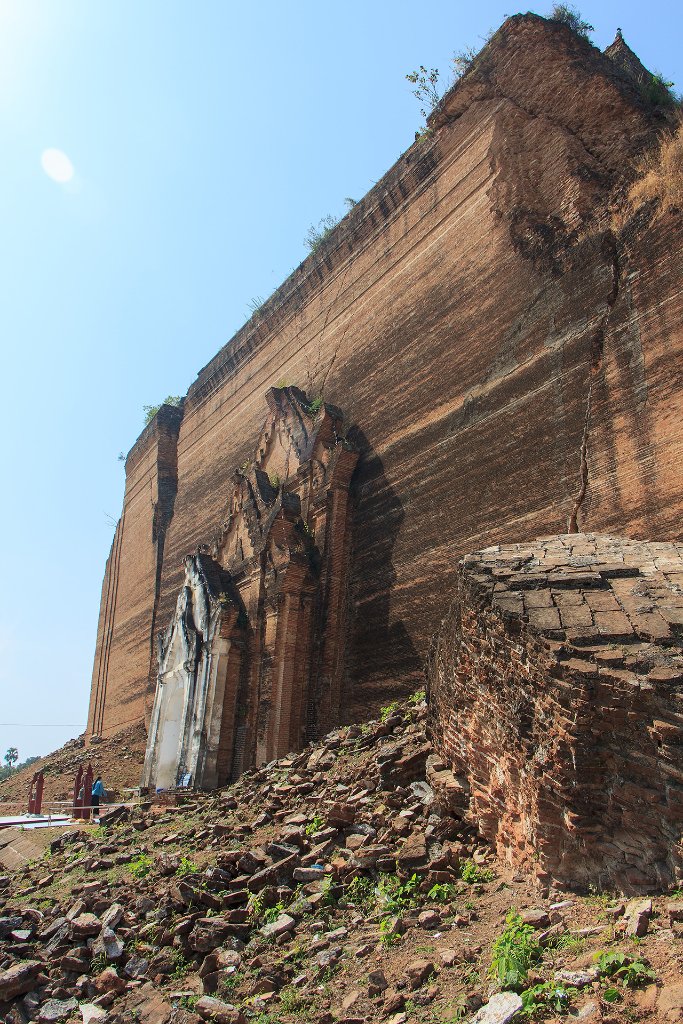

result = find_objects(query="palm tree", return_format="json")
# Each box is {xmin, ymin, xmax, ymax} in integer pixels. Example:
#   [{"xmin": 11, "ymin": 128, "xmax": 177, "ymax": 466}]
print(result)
[{"xmin": 4, "ymin": 747, "xmax": 19, "ymax": 773}]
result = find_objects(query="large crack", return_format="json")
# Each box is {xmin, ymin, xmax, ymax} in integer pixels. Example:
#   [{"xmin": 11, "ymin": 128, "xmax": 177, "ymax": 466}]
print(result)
[
  {"xmin": 305, "ymin": 258, "xmax": 354, "ymax": 402},
  {"xmin": 476, "ymin": 85, "xmax": 617, "ymax": 183},
  {"xmin": 567, "ymin": 233, "xmax": 621, "ymax": 533},
  {"xmin": 567, "ymin": 381, "xmax": 592, "ymax": 533}
]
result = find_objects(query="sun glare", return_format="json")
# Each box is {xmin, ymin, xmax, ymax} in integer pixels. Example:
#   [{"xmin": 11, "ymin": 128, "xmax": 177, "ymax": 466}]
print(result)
[{"xmin": 41, "ymin": 148, "xmax": 75, "ymax": 184}]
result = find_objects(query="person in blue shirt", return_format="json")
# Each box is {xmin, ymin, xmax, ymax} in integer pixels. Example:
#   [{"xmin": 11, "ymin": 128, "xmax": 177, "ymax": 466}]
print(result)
[{"xmin": 91, "ymin": 776, "xmax": 104, "ymax": 816}]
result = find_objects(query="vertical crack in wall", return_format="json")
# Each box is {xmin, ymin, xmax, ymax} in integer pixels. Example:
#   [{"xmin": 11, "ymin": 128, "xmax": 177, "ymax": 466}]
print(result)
[
  {"xmin": 567, "ymin": 384, "xmax": 592, "ymax": 533},
  {"xmin": 567, "ymin": 233, "xmax": 621, "ymax": 534}
]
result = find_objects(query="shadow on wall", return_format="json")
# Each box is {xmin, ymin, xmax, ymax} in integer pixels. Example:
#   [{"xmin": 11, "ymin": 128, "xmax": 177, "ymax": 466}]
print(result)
[{"xmin": 345, "ymin": 427, "xmax": 422, "ymax": 714}]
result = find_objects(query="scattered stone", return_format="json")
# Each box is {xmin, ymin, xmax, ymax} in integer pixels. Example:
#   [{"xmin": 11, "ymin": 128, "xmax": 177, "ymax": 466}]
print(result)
[
  {"xmin": 439, "ymin": 948, "xmax": 460, "ymax": 966},
  {"xmin": 367, "ymin": 969, "xmax": 388, "ymax": 996},
  {"xmin": 195, "ymin": 996, "xmax": 246, "ymax": 1023},
  {"xmin": 124, "ymin": 955, "xmax": 150, "ymax": 979},
  {"xmin": 95, "ymin": 966, "xmax": 127, "ymax": 995},
  {"xmin": 404, "ymin": 960, "xmax": 435, "ymax": 990},
  {"xmin": 341, "ymin": 990, "xmax": 361, "ymax": 1010},
  {"xmin": 624, "ymin": 897, "xmax": 652, "ymax": 937},
  {"xmin": 261, "ymin": 913, "xmax": 296, "ymax": 938},
  {"xmin": 101, "ymin": 903, "xmax": 124, "ymax": 929},
  {"xmin": 554, "ymin": 968, "xmax": 598, "ymax": 987},
  {"xmin": 383, "ymin": 990, "xmax": 406, "ymax": 1015},
  {"xmin": 125, "ymin": 981, "xmax": 174, "ymax": 1023},
  {"xmin": 0, "ymin": 916, "xmax": 24, "ymax": 937},
  {"xmin": 470, "ymin": 992, "xmax": 523, "ymax": 1023},
  {"xmin": 658, "ymin": 982, "xmax": 683, "ymax": 1019},
  {"xmin": 80, "ymin": 1005, "xmax": 107, "ymax": 1023},
  {"xmin": 316, "ymin": 946, "xmax": 343, "ymax": 970},
  {"xmin": 397, "ymin": 831, "xmax": 428, "ymax": 868},
  {"xmin": 92, "ymin": 926, "xmax": 125, "ymax": 961},
  {"xmin": 520, "ymin": 908, "xmax": 550, "ymax": 929},
  {"xmin": 71, "ymin": 913, "xmax": 102, "ymax": 938},
  {"xmin": 37, "ymin": 998, "xmax": 79, "ymax": 1023},
  {"xmin": 0, "ymin": 960, "xmax": 42, "ymax": 1001},
  {"xmin": 292, "ymin": 866, "xmax": 325, "ymax": 882},
  {"xmin": 354, "ymin": 943, "xmax": 373, "ymax": 958}
]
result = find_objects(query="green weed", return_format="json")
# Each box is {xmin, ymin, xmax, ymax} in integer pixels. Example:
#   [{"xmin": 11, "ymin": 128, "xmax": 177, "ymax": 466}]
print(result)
[
  {"xmin": 427, "ymin": 881, "xmax": 458, "ymax": 902},
  {"xmin": 263, "ymin": 901, "xmax": 286, "ymax": 924},
  {"xmin": 460, "ymin": 859, "xmax": 494, "ymax": 883},
  {"xmin": 379, "ymin": 916, "xmax": 403, "ymax": 946},
  {"xmin": 129, "ymin": 853, "xmax": 153, "ymax": 879},
  {"xmin": 377, "ymin": 872, "xmax": 419, "ymax": 914},
  {"xmin": 343, "ymin": 875, "xmax": 375, "ymax": 910},
  {"xmin": 219, "ymin": 970, "xmax": 245, "ymax": 996},
  {"xmin": 521, "ymin": 981, "xmax": 575, "ymax": 1017},
  {"xmin": 490, "ymin": 910, "xmax": 542, "ymax": 991},
  {"xmin": 305, "ymin": 813, "xmax": 326, "ymax": 836},
  {"xmin": 380, "ymin": 701, "xmax": 400, "ymax": 722},
  {"xmin": 279, "ymin": 986, "xmax": 310, "ymax": 1014},
  {"xmin": 176, "ymin": 856, "xmax": 199, "ymax": 877},
  {"xmin": 593, "ymin": 950, "xmax": 656, "ymax": 988},
  {"xmin": 90, "ymin": 952, "xmax": 108, "ymax": 975},
  {"xmin": 170, "ymin": 950, "xmax": 191, "ymax": 980}
]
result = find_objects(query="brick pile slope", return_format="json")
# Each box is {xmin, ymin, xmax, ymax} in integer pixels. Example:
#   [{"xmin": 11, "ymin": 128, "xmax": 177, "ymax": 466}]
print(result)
[
  {"xmin": 428, "ymin": 533, "xmax": 683, "ymax": 895},
  {"xmin": 3, "ymin": 695, "xmax": 683, "ymax": 1023},
  {"xmin": 0, "ymin": 726, "xmax": 147, "ymax": 810}
]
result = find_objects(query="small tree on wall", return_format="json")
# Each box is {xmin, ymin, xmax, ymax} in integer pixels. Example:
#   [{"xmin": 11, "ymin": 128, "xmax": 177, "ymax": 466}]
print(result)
[
  {"xmin": 549, "ymin": 4, "xmax": 594, "ymax": 38},
  {"xmin": 143, "ymin": 395, "xmax": 182, "ymax": 426}
]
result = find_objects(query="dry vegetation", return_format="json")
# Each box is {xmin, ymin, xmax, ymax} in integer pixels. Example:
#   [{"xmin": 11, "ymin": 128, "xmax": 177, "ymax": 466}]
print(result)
[{"xmin": 616, "ymin": 119, "xmax": 683, "ymax": 227}]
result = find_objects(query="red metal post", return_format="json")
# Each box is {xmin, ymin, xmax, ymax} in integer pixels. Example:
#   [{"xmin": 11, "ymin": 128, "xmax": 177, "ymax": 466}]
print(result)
[
  {"xmin": 73, "ymin": 766, "xmax": 83, "ymax": 820},
  {"xmin": 34, "ymin": 771, "xmax": 44, "ymax": 816},
  {"xmin": 83, "ymin": 764, "xmax": 94, "ymax": 820}
]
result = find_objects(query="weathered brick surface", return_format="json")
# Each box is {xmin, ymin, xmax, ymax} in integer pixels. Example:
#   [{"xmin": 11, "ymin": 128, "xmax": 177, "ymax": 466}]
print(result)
[
  {"xmin": 87, "ymin": 405, "xmax": 183, "ymax": 738},
  {"xmin": 88, "ymin": 16, "xmax": 683, "ymax": 742},
  {"xmin": 428, "ymin": 534, "xmax": 683, "ymax": 892},
  {"xmin": 141, "ymin": 389, "xmax": 359, "ymax": 786}
]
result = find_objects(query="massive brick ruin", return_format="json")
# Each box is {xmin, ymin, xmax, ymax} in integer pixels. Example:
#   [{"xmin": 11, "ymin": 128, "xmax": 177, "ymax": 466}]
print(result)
[
  {"xmin": 88, "ymin": 14, "xmax": 683, "ymax": 820},
  {"xmin": 427, "ymin": 535, "xmax": 683, "ymax": 892}
]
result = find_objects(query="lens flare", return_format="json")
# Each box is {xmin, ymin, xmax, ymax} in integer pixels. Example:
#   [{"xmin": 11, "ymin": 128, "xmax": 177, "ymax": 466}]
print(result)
[{"xmin": 41, "ymin": 148, "xmax": 75, "ymax": 183}]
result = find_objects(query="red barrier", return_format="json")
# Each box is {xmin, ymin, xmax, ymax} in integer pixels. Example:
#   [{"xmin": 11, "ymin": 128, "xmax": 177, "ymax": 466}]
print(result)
[
  {"xmin": 28, "ymin": 771, "xmax": 44, "ymax": 815},
  {"xmin": 73, "ymin": 765, "xmax": 83, "ymax": 819},
  {"xmin": 83, "ymin": 765, "xmax": 94, "ymax": 821}
]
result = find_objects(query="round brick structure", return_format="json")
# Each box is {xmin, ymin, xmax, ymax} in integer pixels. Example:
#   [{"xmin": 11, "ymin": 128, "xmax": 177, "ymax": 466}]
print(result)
[{"xmin": 428, "ymin": 533, "xmax": 683, "ymax": 893}]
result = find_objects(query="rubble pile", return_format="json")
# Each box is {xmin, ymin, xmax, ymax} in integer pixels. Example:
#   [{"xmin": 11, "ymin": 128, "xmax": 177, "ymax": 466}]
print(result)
[{"xmin": 2, "ymin": 696, "xmax": 683, "ymax": 1023}]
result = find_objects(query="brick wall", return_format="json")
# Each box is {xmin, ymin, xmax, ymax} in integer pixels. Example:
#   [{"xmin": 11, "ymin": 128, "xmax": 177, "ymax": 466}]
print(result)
[
  {"xmin": 87, "ymin": 405, "xmax": 182, "ymax": 738},
  {"xmin": 88, "ymin": 15, "xmax": 683, "ymax": 742}
]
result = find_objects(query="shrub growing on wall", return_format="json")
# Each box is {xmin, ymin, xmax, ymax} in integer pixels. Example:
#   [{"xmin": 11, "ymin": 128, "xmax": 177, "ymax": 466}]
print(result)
[{"xmin": 549, "ymin": 4, "xmax": 594, "ymax": 38}]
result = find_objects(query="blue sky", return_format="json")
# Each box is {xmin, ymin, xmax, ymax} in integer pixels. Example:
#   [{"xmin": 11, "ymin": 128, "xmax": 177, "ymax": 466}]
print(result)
[{"xmin": 0, "ymin": 0, "xmax": 680, "ymax": 765}]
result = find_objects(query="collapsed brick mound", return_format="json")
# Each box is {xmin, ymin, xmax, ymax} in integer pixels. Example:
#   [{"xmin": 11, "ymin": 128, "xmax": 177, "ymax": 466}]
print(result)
[
  {"xmin": 0, "ymin": 725, "xmax": 147, "ymax": 809},
  {"xmin": 4, "ymin": 693, "xmax": 683, "ymax": 1023},
  {"xmin": 427, "ymin": 533, "xmax": 683, "ymax": 894}
]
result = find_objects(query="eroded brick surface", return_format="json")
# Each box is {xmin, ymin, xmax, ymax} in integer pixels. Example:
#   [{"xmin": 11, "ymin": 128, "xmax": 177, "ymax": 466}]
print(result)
[
  {"xmin": 428, "ymin": 534, "xmax": 683, "ymax": 892},
  {"xmin": 141, "ymin": 388, "xmax": 359, "ymax": 789}
]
